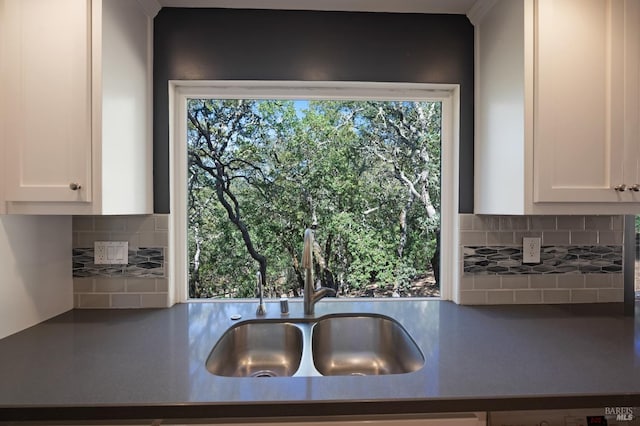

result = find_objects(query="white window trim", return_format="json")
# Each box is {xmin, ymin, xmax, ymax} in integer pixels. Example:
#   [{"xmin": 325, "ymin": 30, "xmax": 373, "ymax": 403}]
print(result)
[{"xmin": 168, "ymin": 81, "xmax": 460, "ymax": 305}]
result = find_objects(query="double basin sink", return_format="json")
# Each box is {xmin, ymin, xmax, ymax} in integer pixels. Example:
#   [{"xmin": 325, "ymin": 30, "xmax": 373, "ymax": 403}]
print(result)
[{"xmin": 206, "ymin": 313, "xmax": 424, "ymax": 378}]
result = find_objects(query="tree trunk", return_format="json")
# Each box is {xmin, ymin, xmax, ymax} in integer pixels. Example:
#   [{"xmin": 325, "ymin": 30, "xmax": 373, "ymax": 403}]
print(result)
[
  {"xmin": 191, "ymin": 224, "xmax": 202, "ymax": 297},
  {"xmin": 213, "ymin": 177, "xmax": 268, "ymax": 296},
  {"xmin": 397, "ymin": 192, "xmax": 415, "ymax": 259},
  {"xmin": 288, "ymin": 246, "xmax": 304, "ymax": 297}
]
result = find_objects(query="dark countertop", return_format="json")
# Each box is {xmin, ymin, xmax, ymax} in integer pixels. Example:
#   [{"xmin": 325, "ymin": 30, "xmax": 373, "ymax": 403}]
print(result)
[{"xmin": 0, "ymin": 300, "xmax": 638, "ymax": 422}]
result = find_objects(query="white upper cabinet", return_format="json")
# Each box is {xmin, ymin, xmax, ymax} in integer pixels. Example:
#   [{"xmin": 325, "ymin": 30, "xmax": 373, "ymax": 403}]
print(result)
[
  {"xmin": 624, "ymin": 0, "xmax": 640, "ymax": 195},
  {"xmin": 2, "ymin": 0, "xmax": 92, "ymax": 204},
  {"xmin": 0, "ymin": 0, "xmax": 157, "ymax": 215},
  {"xmin": 473, "ymin": 0, "xmax": 640, "ymax": 214}
]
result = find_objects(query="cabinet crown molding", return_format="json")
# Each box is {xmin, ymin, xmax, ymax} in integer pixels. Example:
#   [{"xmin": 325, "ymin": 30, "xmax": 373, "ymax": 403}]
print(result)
[
  {"xmin": 467, "ymin": 0, "xmax": 498, "ymax": 26},
  {"xmin": 136, "ymin": 0, "xmax": 162, "ymax": 18}
]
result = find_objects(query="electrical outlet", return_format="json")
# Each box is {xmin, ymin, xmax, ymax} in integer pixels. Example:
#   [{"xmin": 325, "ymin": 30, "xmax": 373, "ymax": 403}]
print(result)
[
  {"xmin": 94, "ymin": 241, "xmax": 129, "ymax": 265},
  {"xmin": 522, "ymin": 237, "xmax": 541, "ymax": 264}
]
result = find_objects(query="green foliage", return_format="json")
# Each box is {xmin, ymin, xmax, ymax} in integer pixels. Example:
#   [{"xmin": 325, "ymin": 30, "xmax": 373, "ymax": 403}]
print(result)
[{"xmin": 187, "ymin": 99, "xmax": 442, "ymax": 298}]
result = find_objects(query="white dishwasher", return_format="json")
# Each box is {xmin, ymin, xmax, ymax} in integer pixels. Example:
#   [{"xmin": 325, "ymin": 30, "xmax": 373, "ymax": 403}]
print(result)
[
  {"xmin": 2, "ymin": 413, "xmax": 488, "ymax": 425},
  {"xmin": 489, "ymin": 408, "xmax": 639, "ymax": 426},
  {"xmin": 163, "ymin": 413, "xmax": 487, "ymax": 426}
]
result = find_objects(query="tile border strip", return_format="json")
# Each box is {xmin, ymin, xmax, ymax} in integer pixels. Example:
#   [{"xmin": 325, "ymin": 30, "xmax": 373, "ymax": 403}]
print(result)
[
  {"xmin": 463, "ymin": 245, "xmax": 622, "ymax": 275},
  {"xmin": 73, "ymin": 247, "xmax": 165, "ymax": 278}
]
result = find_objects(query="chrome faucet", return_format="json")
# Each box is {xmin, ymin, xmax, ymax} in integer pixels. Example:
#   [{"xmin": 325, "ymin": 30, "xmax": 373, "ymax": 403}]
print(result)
[
  {"xmin": 256, "ymin": 270, "xmax": 266, "ymax": 316},
  {"xmin": 302, "ymin": 228, "xmax": 336, "ymax": 316}
]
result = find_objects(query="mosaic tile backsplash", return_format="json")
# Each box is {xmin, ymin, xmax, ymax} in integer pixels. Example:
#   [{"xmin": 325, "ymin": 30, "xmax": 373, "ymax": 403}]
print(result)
[
  {"xmin": 71, "ymin": 214, "xmax": 625, "ymax": 308},
  {"xmin": 73, "ymin": 248, "xmax": 165, "ymax": 278},
  {"xmin": 458, "ymin": 214, "xmax": 625, "ymax": 305},
  {"xmin": 464, "ymin": 245, "xmax": 622, "ymax": 275},
  {"xmin": 72, "ymin": 215, "xmax": 169, "ymax": 309}
]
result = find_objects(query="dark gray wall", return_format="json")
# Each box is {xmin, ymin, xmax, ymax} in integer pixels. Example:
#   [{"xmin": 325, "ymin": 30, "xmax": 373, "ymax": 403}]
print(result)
[{"xmin": 154, "ymin": 8, "xmax": 474, "ymax": 213}]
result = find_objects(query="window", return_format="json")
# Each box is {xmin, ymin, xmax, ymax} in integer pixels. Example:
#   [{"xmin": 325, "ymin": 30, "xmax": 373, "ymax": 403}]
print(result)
[{"xmin": 169, "ymin": 82, "xmax": 460, "ymax": 303}]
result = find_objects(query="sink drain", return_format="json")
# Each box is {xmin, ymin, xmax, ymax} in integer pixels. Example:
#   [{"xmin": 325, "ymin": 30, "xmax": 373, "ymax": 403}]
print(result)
[{"xmin": 250, "ymin": 370, "xmax": 278, "ymax": 378}]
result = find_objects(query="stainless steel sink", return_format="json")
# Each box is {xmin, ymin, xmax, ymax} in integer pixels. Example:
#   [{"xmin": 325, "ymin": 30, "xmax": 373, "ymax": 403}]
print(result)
[
  {"xmin": 205, "ymin": 314, "xmax": 424, "ymax": 377},
  {"xmin": 311, "ymin": 314, "xmax": 424, "ymax": 376},
  {"xmin": 205, "ymin": 321, "xmax": 303, "ymax": 377}
]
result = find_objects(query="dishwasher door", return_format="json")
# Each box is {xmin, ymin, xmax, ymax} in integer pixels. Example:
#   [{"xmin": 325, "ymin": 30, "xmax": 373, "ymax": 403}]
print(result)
[
  {"xmin": 489, "ymin": 409, "xmax": 639, "ymax": 426},
  {"xmin": 163, "ymin": 413, "xmax": 487, "ymax": 426}
]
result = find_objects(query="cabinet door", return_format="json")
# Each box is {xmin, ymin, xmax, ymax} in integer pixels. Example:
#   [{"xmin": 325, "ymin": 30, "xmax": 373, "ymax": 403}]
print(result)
[
  {"xmin": 533, "ymin": 0, "xmax": 625, "ymax": 203},
  {"xmin": 2, "ymin": 0, "xmax": 92, "ymax": 202},
  {"xmin": 625, "ymin": 0, "xmax": 640, "ymax": 197}
]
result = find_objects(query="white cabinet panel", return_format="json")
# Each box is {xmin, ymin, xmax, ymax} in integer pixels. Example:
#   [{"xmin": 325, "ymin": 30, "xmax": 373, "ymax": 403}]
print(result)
[
  {"xmin": 2, "ymin": 0, "xmax": 92, "ymax": 203},
  {"xmin": 97, "ymin": 0, "xmax": 154, "ymax": 214},
  {"xmin": 533, "ymin": 0, "xmax": 624, "ymax": 202},
  {"xmin": 474, "ymin": 0, "xmax": 527, "ymax": 215},
  {"xmin": 624, "ymin": 0, "xmax": 640, "ymax": 195}
]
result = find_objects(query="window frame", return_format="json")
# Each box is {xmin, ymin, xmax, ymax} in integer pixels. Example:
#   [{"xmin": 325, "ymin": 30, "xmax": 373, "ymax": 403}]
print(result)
[{"xmin": 168, "ymin": 81, "xmax": 460, "ymax": 304}]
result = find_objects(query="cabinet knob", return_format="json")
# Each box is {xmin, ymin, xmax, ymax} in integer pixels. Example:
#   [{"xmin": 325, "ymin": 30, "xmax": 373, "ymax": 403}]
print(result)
[
  {"xmin": 614, "ymin": 184, "xmax": 627, "ymax": 192},
  {"xmin": 69, "ymin": 183, "xmax": 82, "ymax": 191},
  {"xmin": 630, "ymin": 184, "xmax": 640, "ymax": 192}
]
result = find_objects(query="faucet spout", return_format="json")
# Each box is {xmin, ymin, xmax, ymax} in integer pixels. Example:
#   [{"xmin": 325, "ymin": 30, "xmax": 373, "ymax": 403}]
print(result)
[{"xmin": 302, "ymin": 228, "xmax": 336, "ymax": 316}]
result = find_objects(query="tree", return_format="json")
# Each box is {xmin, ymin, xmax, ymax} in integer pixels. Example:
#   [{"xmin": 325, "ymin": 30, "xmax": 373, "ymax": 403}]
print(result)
[
  {"xmin": 187, "ymin": 99, "xmax": 269, "ymax": 296},
  {"xmin": 359, "ymin": 102, "xmax": 441, "ymax": 251},
  {"xmin": 186, "ymin": 99, "xmax": 442, "ymax": 299}
]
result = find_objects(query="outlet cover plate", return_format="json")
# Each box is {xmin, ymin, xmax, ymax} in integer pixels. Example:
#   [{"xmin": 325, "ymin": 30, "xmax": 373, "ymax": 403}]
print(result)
[
  {"xmin": 522, "ymin": 237, "xmax": 541, "ymax": 264},
  {"xmin": 94, "ymin": 241, "xmax": 129, "ymax": 265}
]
